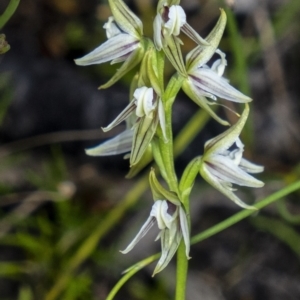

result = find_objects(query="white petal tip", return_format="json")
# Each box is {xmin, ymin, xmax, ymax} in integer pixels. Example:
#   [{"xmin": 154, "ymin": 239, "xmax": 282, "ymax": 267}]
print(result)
[
  {"xmin": 101, "ymin": 126, "xmax": 110, "ymax": 132},
  {"xmin": 74, "ymin": 58, "xmax": 88, "ymax": 66}
]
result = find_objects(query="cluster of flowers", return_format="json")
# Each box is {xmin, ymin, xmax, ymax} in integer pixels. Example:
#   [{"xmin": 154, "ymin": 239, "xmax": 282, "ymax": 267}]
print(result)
[{"xmin": 75, "ymin": 0, "xmax": 264, "ymax": 275}]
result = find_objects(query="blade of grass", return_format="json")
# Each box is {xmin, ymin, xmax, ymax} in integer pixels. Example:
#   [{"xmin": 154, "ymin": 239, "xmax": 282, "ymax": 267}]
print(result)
[
  {"xmin": 0, "ymin": 0, "xmax": 20, "ymax": 29},
  {"xmin": 191, "ymin": 180, "xmax": 300, "ymax": 244}
]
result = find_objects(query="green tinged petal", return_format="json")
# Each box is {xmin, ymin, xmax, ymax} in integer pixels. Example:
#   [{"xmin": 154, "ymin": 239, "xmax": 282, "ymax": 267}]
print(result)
[
  {"xmin": 99, "ymin": 45, "xmax": 145, "ymax": 89},
  {"xmin": 199, "ymin": 162, "xmax": 257, "ymax": 210},
  {"xmin": 149, "ymin": 169, "xmax": 180, "ymax": 205},
  {"xmin": 108, "ymin": 0, "xmax": 143, "ymax": 38},
  {"xmin": 179, "ymin": 156, "xmax": 201, "ymax": 198},
  {"xmin": 130, "ymin": 114, "xmax": 158, "ymax": 166},
  {"xmin": 204, "ymin": 103, "xmax": 249, "ymax": 155},
  {"xmin": 186, "ymin": 9, "xmax": 227, "ymax": 71},
  {"xmin": 152, "ymin": 228, "xmax": 181, "ymax": 276},
  {"xmin": 151, "ymin": 137, "xmax": 168, "ymax": 181},
  {"xmin": 126, "ymin": 145, "xmax": 153, "ymax": 178},
  {"xmin": 138, "ymin": 46, "xmax": 161, "ymax": 95},
  {"xmin": 182, "ymin": 79, "xmax": 230, "ymax": 126},
  {"xmin": 163, "ymin": 35, "xmax": 187, "ymax": 76}
]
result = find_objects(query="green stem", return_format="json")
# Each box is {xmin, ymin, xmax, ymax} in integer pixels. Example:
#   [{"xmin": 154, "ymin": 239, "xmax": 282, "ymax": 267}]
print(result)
[
  {"xmin": 276, "ymin": 199, "xmax": 300, "ymax": 224},
  {"xmin": 157, "ymin": 74, "xmax": 184, "ymax": 192},
  {"xmin": 191, "ymin": 180, "xmax": 300, "ymax": 244},
  {"xmin": 175, "ymin": 175, "xmax": 192, "ymax": 300},
  {"xmin": 175, "ymin": 241, "xmax": 188, "ymax": 300},
  {"xmin": 0, "ymin": 0, "xmax": 20, "ymax": 29},
  {"xmin": 106, "ymin": 254, "xmax": 160, "ymax": 300}
]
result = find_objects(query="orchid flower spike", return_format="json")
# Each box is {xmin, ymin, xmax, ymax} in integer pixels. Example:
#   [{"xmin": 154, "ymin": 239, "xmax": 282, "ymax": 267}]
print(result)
[
  {"xmin": 121, "ymin": 170, "xmax": 190, "ymax": 275},
  {"xmin": 182, "ymin": 9, "xmax": 252, "ymax": 126},
  {"xmin": 74, "ymin": 0, "xmax": 145, "ymax": 89},
  {"xmin": 98, "ymin": 87, "xmax": 166, "ymax": 166},
  {"xmin": 199, "ymin": 104, "xmax": 264, "ymax": 210}
]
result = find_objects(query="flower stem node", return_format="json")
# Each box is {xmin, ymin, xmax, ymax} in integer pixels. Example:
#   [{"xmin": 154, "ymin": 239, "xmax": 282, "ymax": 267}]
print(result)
[{"xmin": 199, "ymin": 104, "xmax": 264, "ymax": 209}]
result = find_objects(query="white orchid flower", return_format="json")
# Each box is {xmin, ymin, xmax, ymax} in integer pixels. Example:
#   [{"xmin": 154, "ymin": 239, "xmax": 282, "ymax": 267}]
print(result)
[
  {"xmin": 182, "ymin": 9, "xmax": 252, "ymax": 126},
  {"xmin": 153, "ymin": 1, "xmax": 209, "ymax": 75},
  {"xmin": 74, "ymin": 0, "xmax": 145, "ymax": 89},
  {"xmin": 121, "ymin": 199, "xmax": 190, "ymax": 276},
  {"xmin": 92, "ymin": 87, "xmax": 166, "ymax": 166},
  {"xmin": 199, "ymin": 104, "xmax": 264, "ymax": 209}
]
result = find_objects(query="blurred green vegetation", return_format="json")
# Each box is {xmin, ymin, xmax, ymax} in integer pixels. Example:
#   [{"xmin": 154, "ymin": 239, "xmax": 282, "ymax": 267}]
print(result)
[{"xmin": 0, "ymin": 0, "xmax": 300, "ymax": 299}]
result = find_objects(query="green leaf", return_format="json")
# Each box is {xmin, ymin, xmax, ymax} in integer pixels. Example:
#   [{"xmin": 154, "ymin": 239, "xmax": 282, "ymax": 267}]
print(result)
[{"xmin": 149, "ymin": 169, "xmax": 180, "ymax": 204}]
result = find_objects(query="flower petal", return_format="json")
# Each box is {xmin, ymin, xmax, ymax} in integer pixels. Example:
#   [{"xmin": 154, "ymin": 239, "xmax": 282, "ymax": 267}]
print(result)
[
  {"xmin": 158, "ymin": 99, "xmax": 168, "ymax": 141},
  {"xmin": 205, "ymin": 155, "xmax": 264, "ymax": 188},
  {"xmin": 102, "ymin": 100, "xmax": 136, "ymax": 132},
  {"xmin": 189, "ymin": 69, "xmax": 252, "ymax": 103},
  {"xmin": 99, "ymin": 44, "xmax": 145, "ymax": 89},
  {"xmin": 103, "ymin": 17, "xmax": 121, "ymax": 38},
  {"xmin": 108, "ymin": 0, "xmax": 143, "ymax": 38},
  {"xmin": 181, "ymin": 23, "xmax": 209, "ymax": 46},
  {"xmin": 120, "ymin": 215, "xmax": 156, "ymax": 254},
  {"xmin": 130, "ymin": 113, "xmax": 159, "ymax": 166},
  {"xmin": 204, "ymin": 104, "xmax": 249, "ymax": 155},
  {"xmin": 153, "ymin": 14, "xmax": 163, "ymax": 50},
  {"xmin": 151, "ymin": 200, "xmax": 166, "ymax": 229},
  {"xmin": 200, "ymin": 162, "xmax": 257, "ymax": 210},
  {"xmin": 152, "ymin": 227, "xmax": 181, "ymax": 276},
  {"xmin": 239, "ymin": 158, "xmax": 264, "ymax": 174},
  {"xmin": 182, "ymin": 78, "xmax": 230, "ymax": 126},
  {"xmin": 186, "ymin": 9, "xmax": 227, "ymax": 71},
  {"xmin": 162, "ymin": 34, "xmax": 187, "ymax": 76},
  {"xmin": 74, "ymin": 34, "xmax": 139, "ymax": 66},
  {"xmin": 179, "ymin": 206, "xmax": 191, "ymax": 258},
  {"xmin": 164, "ymin": 5, "xmax": 186, "ymax": 37},
  {"xmin": 134, "ymin": 87, "xmax": 156, "ymax": 117},
  {"xmin": 85, "ymin": 129, "xmax": 133, "ymax": 156}
]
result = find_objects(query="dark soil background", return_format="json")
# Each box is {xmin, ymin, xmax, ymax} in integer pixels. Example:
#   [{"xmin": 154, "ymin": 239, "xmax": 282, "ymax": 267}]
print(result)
[{"xmin": 0, "ymin": 0, "xmax": 300, "ymax": 299}]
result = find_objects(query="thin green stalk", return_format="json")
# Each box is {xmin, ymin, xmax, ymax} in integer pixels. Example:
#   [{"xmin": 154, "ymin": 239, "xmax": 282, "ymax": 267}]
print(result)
[
  {"xmin": 157, "ymin": 74, "xmax": 184, "ymax": 192},
  {"xmin": 276, "ymin": 199, "xmax": 300, "ymax": 224},
  {"xmin": 0, "ymin": 0, "xmax": 20, "ymax": 29},
  {"xmin": 175, "ymin": 241, "xmax": 188, "ymax": 300},
  {"xmin": 105, "ymin": 180, "xmax": 300, "ymax": 300},
  {"xmin": 106, "ymin": 254, "xmax": 160, "ymax": 300},
  {"xmin": 159, "ymin": 74, "xmax": 189, "ymax": 299},
  {"xmin": 191, "ymin": 180, "xmax": 300, "ymax": 244},
  {"xmin": 175, "ymin": 176, "xmax": 191, "ymax": 300}
]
